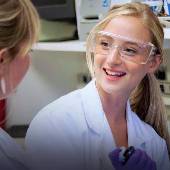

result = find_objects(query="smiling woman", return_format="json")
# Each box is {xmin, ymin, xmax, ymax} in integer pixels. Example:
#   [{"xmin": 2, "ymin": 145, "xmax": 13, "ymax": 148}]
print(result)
[
  {"xmin": 25, "ymin": 2, "xmax": 170, "ymax": 170},
  {"xmin": 87, "ymin": 1, "xmax": 170, "ymax": 147}
]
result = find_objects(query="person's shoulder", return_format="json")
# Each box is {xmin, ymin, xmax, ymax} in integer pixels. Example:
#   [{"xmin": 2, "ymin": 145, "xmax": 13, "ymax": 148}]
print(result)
[
  {"xmin": 29, "ymin": 88, "xmax": 84, "ymax": 128},
  {"xmin": 26, "ymin": 88, "xmax": 88, "ymax": 145},
  {"xmin": 43, "ymin": 88, "xmax": 80, "ymax": 108}
]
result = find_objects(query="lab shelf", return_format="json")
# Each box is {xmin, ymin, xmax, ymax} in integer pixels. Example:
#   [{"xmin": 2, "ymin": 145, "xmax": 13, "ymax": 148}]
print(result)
[
  {"xmin": 33, "ymin": 28, "xmax": 170, "ymax": 52},
  {"xmin": 33, "ymin": 40, "xmax": 86, "ymax": 52}
]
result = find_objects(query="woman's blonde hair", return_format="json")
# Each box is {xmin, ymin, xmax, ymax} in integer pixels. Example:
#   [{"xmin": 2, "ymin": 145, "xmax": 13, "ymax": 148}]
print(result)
[
  {"xmin": 0, "ymin": 0, "xmax": 40, "ymax": 61},
  {"xmin": 86, "ymin": 2, "xmax": 170, "ymax": 154}
]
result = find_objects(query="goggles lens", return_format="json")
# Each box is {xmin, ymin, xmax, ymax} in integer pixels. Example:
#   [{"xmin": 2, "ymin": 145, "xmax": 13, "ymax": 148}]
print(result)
[{"xmin": 93, "ymin": 31, "xmax": 156, "ymax": 64}]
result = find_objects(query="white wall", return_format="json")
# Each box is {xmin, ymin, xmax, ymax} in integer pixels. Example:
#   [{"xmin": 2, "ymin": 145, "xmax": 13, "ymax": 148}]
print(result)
[{"xmin": 6, "ymin": 50, "xmax": 88, "ymax": 126}]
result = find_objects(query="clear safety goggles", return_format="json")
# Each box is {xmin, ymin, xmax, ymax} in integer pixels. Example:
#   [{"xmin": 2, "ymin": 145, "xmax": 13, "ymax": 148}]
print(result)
[{"xmin": 93, "ymin": 31, "xmax": 157, "ymax": 64}]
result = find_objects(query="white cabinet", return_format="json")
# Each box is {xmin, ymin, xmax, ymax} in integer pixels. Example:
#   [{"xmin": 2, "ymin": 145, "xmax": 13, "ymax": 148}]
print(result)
[{"xmin": 33, "ymin": 40, "xmax": 86, "ymax": 52}]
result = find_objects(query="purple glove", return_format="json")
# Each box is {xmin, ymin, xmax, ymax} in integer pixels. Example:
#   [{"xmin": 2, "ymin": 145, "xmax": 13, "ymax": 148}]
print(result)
[{"xmin": 109, "ymin": 148, "xmax": 157, "ymax": 170}]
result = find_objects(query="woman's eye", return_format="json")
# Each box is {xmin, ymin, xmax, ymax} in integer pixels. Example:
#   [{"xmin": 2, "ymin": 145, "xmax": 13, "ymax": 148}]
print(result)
[
  {"xmin": 100, "ymin": 40, "xmax": 110, "ymax": 48},
  {"xmin": 123, "ymin": 48, "xmax": 138, "ymax": 55}
]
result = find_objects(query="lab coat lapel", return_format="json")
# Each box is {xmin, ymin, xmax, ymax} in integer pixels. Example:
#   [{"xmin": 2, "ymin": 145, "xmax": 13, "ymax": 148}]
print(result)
[
  {"xmin": 126, "ymin": 101, "xmax": 146, "ymax": 149},
  {"xmin": 81, "ymin": 80, "xmax": 105, "ymax": 135},
  {"xmin": 81, "ymin": 80, "xmax": 106, "ymax": 170}
]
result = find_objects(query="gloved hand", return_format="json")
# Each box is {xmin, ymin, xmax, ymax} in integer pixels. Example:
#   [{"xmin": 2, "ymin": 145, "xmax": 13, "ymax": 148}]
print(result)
[{"xmin": 109, "ymin": 148, "xmax": 157, "ymax": 170}]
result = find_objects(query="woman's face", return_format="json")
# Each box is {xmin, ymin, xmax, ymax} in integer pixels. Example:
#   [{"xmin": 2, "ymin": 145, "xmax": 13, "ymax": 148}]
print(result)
[{"xmin": 94, "ymin": 16, "xmax": 159, "ymax": 97}]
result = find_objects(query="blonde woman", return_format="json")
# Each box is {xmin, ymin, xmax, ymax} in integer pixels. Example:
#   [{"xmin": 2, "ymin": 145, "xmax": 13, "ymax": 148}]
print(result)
[
  {"xmin": 0, "ymin": 0, "xmax": 39, "ymax": 169},
  {"xmin": 26, "ymin": 2, "xmax": 170, "ymax": 170}
]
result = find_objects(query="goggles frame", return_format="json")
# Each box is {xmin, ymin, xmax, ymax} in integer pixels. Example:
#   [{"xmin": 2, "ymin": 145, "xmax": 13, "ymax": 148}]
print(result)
[{"xmin": 93, "ymin": 31, "xmax": 157, "ymax": 64}]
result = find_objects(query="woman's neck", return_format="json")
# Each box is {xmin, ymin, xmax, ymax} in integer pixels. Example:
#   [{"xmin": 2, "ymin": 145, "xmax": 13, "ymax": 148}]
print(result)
[
  {"xmin": 96, "ymin": 83, "xmax": 128, "ymax": 122},
  {"xmin": 96, "ymin": 83, "xmax": 129, "ymax": 147}
]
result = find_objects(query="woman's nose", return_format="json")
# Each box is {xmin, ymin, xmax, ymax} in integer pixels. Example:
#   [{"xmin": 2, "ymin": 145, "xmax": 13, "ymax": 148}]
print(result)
[{"xmin": 107, "ymin": 47, "xmax": 122, "ymax": 66}]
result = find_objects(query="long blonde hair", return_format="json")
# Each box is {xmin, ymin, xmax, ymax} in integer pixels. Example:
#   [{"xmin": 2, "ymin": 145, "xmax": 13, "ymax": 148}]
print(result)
[
  {"xmin": 86, "ymin": 2, "xmax": 170, "ymax": 154},
  {"xmin": 0, "ymin": 0, "xmax": 40, "ymax": 61}
]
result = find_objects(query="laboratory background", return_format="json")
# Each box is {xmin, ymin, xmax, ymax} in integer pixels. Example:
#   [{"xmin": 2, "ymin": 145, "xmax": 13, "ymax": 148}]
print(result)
[{"xmin": 1, "ymin": 0, "xmax": 170, "ymax": 146}]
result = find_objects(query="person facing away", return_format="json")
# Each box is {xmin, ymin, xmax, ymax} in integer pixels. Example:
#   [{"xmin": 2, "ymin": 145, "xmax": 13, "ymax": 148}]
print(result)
[
  {"xmin": 0, "ymin": 0, "xmax": 40, "ymax": 169},
  {"xmin": 25, "ymin": 2, "xmax": 170, "ymax": 170}
]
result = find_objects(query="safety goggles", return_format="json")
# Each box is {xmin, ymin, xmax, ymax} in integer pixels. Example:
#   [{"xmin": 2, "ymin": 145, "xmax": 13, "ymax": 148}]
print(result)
[{"xmin": 93, "ymin": 31, "xmax": 157, "ymax": 64}]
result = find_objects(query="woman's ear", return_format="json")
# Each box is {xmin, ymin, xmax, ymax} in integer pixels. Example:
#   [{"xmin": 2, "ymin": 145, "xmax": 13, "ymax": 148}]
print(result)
[
  {"xmin": 148, "ymin": 54, "xmax": 162, "ymax": 73},
  {"xmin": 0, "ymin": 48, "xmax": 8, "ymax": 64}
]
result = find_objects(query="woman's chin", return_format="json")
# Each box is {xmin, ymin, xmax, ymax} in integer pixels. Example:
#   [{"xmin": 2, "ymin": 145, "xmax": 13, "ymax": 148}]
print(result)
[{"xmin": 98, "ymin": 81, "xmax": 120, "ymax": 95}]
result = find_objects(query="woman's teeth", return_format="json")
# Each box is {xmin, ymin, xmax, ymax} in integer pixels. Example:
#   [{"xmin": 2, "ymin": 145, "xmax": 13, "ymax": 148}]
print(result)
[{"xmin": 104, "ymin": 69, "xmax": 126, "ymax": 77}]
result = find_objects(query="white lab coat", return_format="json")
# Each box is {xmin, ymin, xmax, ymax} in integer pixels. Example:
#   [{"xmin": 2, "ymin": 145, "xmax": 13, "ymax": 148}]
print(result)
[
  {"xmin": 0, "ymin": 128, "xmax": 29, "ymax": 170},
  {"xmin": 25, "ymin": 80, "xmax": 170, "ymax": 170}
]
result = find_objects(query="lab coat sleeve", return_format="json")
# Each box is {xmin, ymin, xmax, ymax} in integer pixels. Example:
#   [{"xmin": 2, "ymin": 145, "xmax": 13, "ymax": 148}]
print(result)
[
  {"xmin": 0, "ymin": 128, "xmax": 29, "ymax": 170},
  {"xmin": 25, "ymin": 103, "xmax": 84, "ymax": 170}
]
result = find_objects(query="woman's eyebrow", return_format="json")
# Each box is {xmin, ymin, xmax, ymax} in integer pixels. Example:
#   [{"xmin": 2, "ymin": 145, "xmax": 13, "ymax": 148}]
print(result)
[{"xmin": 123, "ymin": 41, "xmax": 143, "ymax": 47}]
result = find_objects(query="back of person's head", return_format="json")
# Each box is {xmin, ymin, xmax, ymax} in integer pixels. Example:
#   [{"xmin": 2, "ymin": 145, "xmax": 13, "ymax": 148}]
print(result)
[
  {"xmin": 0, "ymin": 0, "xmax": 40, "ymax": 62},
  {"xmin": 86, "ymin": 2, "xmax": 170, "ymax": 155},
  {"xmin": 0, "ymin": 0, "xmax": 40, "ymax": 100}
]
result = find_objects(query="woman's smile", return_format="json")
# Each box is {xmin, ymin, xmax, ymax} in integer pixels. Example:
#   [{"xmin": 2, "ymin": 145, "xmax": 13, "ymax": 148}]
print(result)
[{"xmin": 103, "ymin": 67, "xmax": 127, "ymax": 81}]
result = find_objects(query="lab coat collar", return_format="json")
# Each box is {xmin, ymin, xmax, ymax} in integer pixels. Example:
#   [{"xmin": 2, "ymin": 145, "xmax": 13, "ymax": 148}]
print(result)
[
  {"xmin": 81, "ymin": 80, "xmax": 105, "ymax": 135},
  {"xmin": 126, "ymin": 102, "xmax": 146, "ymax": 148},
  {"xmin": 81, "ymin": 80, "xmax": 147, "ymax": 147}
]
